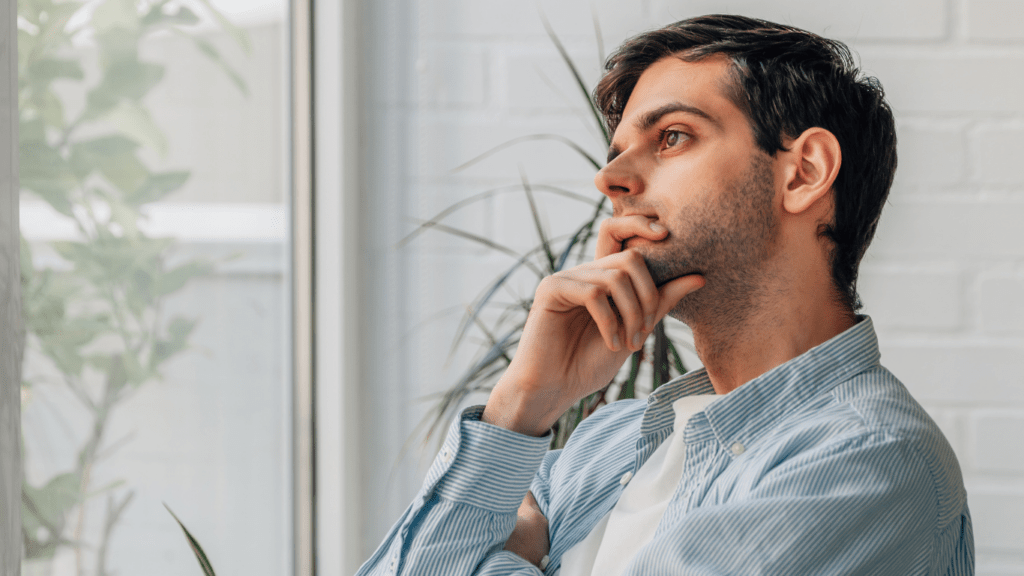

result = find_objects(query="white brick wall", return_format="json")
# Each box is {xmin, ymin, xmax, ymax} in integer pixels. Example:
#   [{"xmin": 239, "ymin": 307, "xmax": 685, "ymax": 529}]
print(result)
[{"xmin": 395, "ymin": 0, "xmax": 1024, "ymax": 570}]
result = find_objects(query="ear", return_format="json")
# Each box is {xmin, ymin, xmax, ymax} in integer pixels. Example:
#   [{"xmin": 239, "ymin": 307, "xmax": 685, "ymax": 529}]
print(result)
[{"xmin": 779, "ymin": 128, "xmax": 842, "ymax": 215}]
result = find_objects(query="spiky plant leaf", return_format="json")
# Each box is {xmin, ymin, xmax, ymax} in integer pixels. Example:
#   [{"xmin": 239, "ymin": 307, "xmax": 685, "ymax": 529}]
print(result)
[
  {"xmin": 164, "ymin": 504, "xmax": 217, "ymax": 576},
  {"xmin": 450, "ymin": 133, "xmax": 602, "ymax": 174}
]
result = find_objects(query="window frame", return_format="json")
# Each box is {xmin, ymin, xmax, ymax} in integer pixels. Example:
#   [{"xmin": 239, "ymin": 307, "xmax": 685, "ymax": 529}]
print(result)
[{"xmin": 293, "ymin": 0, "xmax": 365, "ymax": 573}]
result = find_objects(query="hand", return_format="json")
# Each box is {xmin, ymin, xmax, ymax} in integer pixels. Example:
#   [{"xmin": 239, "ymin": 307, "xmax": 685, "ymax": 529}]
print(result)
[
  {"xmin": 482, "ymin": 215, "xmax": 705, "ymax": 436},
  {"xmin": 504, "ymin": 491, "xmax": 549, "ymax": 568}
]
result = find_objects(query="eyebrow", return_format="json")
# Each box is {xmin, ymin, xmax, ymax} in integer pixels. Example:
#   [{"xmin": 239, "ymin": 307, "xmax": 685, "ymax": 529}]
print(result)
[{"xmin": 606, "ymin": 102, "xmax": 718, "ymax": 164}]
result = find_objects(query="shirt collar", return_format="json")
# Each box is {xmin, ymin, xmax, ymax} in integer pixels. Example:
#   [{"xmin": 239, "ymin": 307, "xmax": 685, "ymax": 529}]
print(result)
[{"xmin": 640, "ymin": 316, "xmax": 882, "ymax": 450}]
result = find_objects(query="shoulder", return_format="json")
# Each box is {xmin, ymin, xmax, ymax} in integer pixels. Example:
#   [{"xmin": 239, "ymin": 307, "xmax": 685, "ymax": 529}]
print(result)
[{"xmin": 761, "ymin": 365, "xmax": 967, "ymax": 526}]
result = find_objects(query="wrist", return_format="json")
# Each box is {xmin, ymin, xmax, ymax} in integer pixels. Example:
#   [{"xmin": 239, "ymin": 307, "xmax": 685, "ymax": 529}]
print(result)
[{"xmin": 482, "ymin": 385, "xmax": 561, "ymax": 437}]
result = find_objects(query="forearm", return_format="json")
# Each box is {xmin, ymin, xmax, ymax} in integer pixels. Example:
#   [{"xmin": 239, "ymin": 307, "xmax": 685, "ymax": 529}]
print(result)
[
  {"xmin": 357, "ymin": 497, "xmax": 532, "ymax": 576},
  {"xmin": 356, "ymin": 407, "xmax": 550, "ymax": 576}
]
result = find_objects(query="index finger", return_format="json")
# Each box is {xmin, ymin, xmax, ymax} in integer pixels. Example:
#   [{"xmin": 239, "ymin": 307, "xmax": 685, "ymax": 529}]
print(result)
[{"xmin": 595, "ymin": 215, "xmax": 668, "ymax": 259}]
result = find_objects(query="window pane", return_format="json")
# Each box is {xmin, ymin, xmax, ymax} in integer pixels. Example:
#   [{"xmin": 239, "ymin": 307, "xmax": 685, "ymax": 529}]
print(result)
[{"xmin": 18, "ymin": 1, "xmax": 292, "ymax": 575}]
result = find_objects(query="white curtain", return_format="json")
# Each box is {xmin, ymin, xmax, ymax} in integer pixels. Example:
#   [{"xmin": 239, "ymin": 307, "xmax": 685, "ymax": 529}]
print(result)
[{"xmin": 0, "ymin": 0, "xmax": 21, "ymax": 570}]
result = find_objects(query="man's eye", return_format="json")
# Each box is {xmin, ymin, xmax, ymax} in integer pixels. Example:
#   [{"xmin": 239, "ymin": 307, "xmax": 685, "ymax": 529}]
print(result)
[{"xmin": 660, "ymin": 129, "xmax": 689, "ymax": 149}]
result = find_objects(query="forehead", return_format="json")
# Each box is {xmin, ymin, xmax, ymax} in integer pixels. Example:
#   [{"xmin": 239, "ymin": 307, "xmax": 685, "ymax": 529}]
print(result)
[{"xmin": 619, "ymin": 54, "xmax": 743, "ymax": 132}]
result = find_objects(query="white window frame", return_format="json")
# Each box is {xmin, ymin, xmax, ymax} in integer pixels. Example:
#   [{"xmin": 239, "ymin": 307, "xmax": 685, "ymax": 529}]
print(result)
[
  {"xmin": 294, "ymin": 0, "xmax": 364, "ymax": 574},
  {"xmin": 1, "ymin": 0, "xmax": 21, "ymax": 571}
]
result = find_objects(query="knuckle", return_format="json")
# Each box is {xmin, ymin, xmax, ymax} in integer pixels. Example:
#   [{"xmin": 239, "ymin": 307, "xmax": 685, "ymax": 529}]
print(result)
[
  {"xmin": 582, "ymin": 284, "xmax": 604, "ymax": 303},
  {"xmin": 607, "ymin": 268, "xmax": 628, "ymax": 284}
]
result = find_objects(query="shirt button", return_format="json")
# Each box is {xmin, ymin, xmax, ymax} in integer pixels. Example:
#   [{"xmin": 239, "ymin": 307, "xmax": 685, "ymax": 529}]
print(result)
[
  {"xmin": 441, "ymin": 448, "xmax": 452, "ymax": 463},
  {"xmin": 730, "ymin": 442, "xmax": 746, "ymax": 456},
  {"xmin": 620, "ymin": 471, "xmax": 633, "ymax": 485}
]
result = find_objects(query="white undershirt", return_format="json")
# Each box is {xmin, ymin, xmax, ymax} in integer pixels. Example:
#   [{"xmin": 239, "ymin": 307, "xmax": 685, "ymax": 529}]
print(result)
[{"xmin": 559, "ymin": 394, "xmax": 720, "ymax": 576}]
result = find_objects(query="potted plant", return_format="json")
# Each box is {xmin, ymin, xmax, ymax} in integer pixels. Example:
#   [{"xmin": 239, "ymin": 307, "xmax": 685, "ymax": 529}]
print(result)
[{"xmin": 413, "ymin": 19, "xmax": 695, "ymax": 450}]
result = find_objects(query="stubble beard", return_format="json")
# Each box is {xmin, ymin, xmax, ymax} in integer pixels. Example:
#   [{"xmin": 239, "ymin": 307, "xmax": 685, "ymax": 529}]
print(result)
[{"xmin": 635, "ymin": 153, "xmax": 778, "ymax": 339}]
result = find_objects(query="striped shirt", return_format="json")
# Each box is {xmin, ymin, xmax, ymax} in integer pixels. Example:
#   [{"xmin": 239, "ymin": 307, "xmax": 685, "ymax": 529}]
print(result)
[{"xmin": 357, "ymin": 317, "xmax": 974, "ymax": 575}]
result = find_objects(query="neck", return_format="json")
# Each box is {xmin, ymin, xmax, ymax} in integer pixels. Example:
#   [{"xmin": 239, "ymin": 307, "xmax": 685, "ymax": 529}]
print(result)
[{"xmin": 680, "ymin": 258, "xmax": 856, "ymax": 395}]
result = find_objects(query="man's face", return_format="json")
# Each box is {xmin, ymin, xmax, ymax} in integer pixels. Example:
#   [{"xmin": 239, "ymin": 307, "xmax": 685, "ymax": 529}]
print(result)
[{"xmin": 595, "ymin": 55, "xmax": 779, "ymax": 323}]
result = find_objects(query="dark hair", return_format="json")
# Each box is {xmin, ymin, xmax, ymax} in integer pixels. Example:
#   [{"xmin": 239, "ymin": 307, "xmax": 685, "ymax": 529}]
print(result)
[{"xmin": 595, "ymin": 15, "xmax": 897, "ymax": 311}]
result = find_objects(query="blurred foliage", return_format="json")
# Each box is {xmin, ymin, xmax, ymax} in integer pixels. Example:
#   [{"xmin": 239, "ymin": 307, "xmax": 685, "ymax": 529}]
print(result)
[
  {"xmin": 17, "ymin": 0, "xmax": 247, "ymax": 571},
  {"xmin": 417, "ymin": 19, "xmax": 692, "ymax": 451}
]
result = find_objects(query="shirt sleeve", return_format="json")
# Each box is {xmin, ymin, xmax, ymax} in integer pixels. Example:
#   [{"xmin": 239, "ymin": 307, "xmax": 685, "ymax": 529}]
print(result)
[
  {"xmin": 624, "ymin": 430, "xmax": 960, "ymax": 575},
  {"xmin": 355, "ymin": 405, "xmax": 552, "ymax": 576}
]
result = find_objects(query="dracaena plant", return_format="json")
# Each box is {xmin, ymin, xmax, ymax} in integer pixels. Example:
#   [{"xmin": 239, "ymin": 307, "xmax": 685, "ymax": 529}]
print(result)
[
  {"xmin": 17, "ymin": 0, "xmax": 248, "ymax": 570},
  {"xmin": 414, "ymin": 19, "xmax": 694, "ymax": 451}
]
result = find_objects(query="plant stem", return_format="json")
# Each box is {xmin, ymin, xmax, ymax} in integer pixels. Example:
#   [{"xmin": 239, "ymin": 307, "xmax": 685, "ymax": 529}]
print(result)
[
  {"xmin": 72, "ymin": 358, "xmax": 122, "ymax": 576},
  {"xmin": 95, "ymin": 491, "xmax": 134, "ymax": 576}
]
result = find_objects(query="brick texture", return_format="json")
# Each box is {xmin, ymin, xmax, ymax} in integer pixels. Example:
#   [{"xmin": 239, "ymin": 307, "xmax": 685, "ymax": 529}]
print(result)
[
  {"xmin": 967, "ymin": 0, "xmax": 1024, "ymax": 41},
  {"xmin": 858, "ymin": 267, "xmax": 963, "ymax": 330},
  {"xmin": 971, "ymin": 411, "xmax": 1024, "ymax": 473},
  {"xmin": 979, "ymin": 274, "xmax": 1024, "ymax": 335},
  {"xmin": 653, "ymin": 0, "xmax": 948, "ymax": 40},
  {"xmin": 971, "ymin": 124, "xmax": 1024, "ymax": 185}
]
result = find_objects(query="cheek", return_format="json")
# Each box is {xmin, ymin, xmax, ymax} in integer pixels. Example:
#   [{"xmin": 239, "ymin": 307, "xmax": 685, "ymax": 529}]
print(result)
[{"xmin": 651, "ymin": 149, "xmax": 738, "ymax": 206}]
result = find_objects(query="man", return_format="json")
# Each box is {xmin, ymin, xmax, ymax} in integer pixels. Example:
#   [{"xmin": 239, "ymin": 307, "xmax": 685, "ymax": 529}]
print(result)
[{"xmin": 359, "ymin": 15, "xmax": 973, "ymax": 575}]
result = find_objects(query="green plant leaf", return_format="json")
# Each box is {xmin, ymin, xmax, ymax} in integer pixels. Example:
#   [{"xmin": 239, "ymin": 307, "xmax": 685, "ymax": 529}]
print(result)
[
  {"xmin": 19, "ymin": 140, "xmax": 77, "ymax": 215},
  {"xmin": 542, "ymin": 16, "xmax": 610, "ymax": 146},
  {"xmin": 21, "ymin": 471, "xmax": 82, "ymax": 560},
  {"xmin": 150, "ymin": 315, "xmax": 198, "ymax": 371},
  {"xmin": 121, "ymin": 349, "xmax": 149, "ymax": 387},
  {"xmin": 397, "ymin": 183, "xmax": 600, "ymax": 250},
  {"xmin": 448, "ymin": 244, "xmax": 554, "ymax": 356},
  {"xmin": 69, "ymin": 135, "xmax": 150, "ymax": 193},
  {"xmin": 617, "ymin": 351, "xmax": 641, "ymax": 400},
  {"xmin": 19, "ymin": 115, "xmax": 46, "ymax": 142},
  {"xmin": 91, "ymin": 0, "xmax": 138, "ymax": 33},
  {"xmin": 26, "ymin": 58, "xmax": 84, "ymax": 86},
  {"xmin": 190, "ymin": 36, "xmax": 249, "ymax": 96},
  {"xmin": 195, "ymin": 0, "xmax": 251, "ymax": 54},
  {"xmin": 128, "ymin": 170, "xmax": 190, "ymax": 205},
  {"xmin": 156, "ymin": 261, "xmax": 213, "ymax": 297},
  {"xmin": 31, "ymin": 2, "xmax": 85, "ymax": 56},
  {"xmin": 98, "ymin": 59, "xmax": 165, "ymax": 101},
  {"xmin": 109, "ymin": 197, "xmax": 140, "ymax": 237},
  {"xmin": 518, "ymin": 168, "xmax": 557, "ymax": 273},
  {"xmin": 667, "ymin": 339, "xmax": 687, "ymax": 376},
  {"xmin": 450, "ymin": 133, "xmax": 602, "ymax": 174},
  {"xmin": 164, "ymin": 504, "xmax": 218, "ymax": 576},
  {"xmin": 651, "ymin": 322, "xmax": 670, "ymax": 390},
  {"xmin": 141, "ymin": 3, "xmax": 200, "ymax": 28},
  {"xmin": 33, "ymin": 89, "xmax": 67, "ymax": 128},
  {"xmin": 105, "ymin": 100, "xmax": 168, "ymax": 156},
  {"xmin": 409, "ymin": 219, "xmax": 542, "ymax": 275},
  {"xmin": 22, "ymin": 472, "xmax": 81, "ymax": 533}
]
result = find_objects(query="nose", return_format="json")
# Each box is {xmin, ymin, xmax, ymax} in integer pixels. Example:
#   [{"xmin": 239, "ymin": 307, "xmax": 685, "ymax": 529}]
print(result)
[{"xmin": 594, "ymin": 155, "xmax": 643, "ymax": 199}]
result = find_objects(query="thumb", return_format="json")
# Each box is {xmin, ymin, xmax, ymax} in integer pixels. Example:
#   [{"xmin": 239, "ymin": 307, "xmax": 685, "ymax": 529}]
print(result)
[{"xmin": 655, "ymin": 274, "xmax": 705, "ymax": 320}]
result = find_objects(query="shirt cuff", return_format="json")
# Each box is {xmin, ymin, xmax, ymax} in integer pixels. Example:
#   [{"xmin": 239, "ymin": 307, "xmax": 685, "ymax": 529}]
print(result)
[{"xmin": 429, "ymin": 405, "xmax": 551, "ymax": 513}]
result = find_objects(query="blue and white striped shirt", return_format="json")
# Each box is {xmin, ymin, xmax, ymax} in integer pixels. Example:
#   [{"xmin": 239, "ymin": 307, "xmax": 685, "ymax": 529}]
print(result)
[{"xmin": 358, "ymin": 317, "xmax": 974, "ymax": 575}]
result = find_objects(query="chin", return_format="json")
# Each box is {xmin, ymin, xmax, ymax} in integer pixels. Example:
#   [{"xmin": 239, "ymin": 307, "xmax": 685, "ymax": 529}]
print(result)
[{"xmin": 641, "ymin": 254, "xmax": 699, "ymax": 288}]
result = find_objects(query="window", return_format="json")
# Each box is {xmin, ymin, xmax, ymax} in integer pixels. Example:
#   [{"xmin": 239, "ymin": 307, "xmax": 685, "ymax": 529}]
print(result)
[{"xmin": 18, "ymin": 1, "xmax": 295, "ymax": 574}]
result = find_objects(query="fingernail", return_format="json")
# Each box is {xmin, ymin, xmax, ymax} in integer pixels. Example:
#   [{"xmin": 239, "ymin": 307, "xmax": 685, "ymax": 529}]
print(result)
[
  {"xmin": 632, "ymin": 332, "xmax": 641, "ymax": 349},
  {"xmin": 649, "ymin": 222, "xmax": 666, "ymax": 234},
  {"xmin": 612, "ymin": 334, "xmax": 621, "ymax": 350},
  {"xmin": 645, "ymin": 314, "xmax": 654, "ymax": 331}
]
